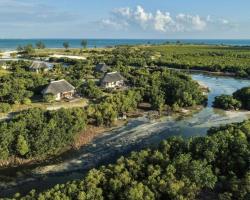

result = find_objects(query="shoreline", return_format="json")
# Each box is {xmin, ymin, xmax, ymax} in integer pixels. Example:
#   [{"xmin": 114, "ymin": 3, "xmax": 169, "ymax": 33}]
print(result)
[{"xmin": 1, "ymin": 39, "xmax": 250, "ymax": 51}]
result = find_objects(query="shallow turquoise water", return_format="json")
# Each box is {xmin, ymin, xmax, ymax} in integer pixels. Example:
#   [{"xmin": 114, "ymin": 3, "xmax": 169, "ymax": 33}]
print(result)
[{"xmin": 1, "ymin": 39, "xmax": 250, "ymax": 50}]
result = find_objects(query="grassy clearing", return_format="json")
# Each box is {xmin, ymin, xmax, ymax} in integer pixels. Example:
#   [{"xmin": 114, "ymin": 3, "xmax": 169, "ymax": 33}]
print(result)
[{"xmin": 0, "ymin": 98, "xmax": 88, "ymax": 117}]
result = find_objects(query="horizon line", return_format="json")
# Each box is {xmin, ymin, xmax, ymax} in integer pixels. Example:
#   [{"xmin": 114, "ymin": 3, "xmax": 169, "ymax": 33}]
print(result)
[{"xmin": 1, "ymin": 38, "xmax": 250, "ymax": 40}]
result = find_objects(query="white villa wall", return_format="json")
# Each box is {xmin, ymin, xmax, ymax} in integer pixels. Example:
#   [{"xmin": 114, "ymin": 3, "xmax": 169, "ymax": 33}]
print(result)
[
  {"xmin": 105, "ymin": 80, "xmax": 124, "ymax": 88},
  {"xmin": 55, "ymin": 93, "xmax": 61, "ymax": 101}
]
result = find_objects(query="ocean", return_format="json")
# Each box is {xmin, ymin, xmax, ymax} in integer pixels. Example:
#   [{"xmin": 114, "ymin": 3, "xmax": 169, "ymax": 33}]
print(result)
[{"xmin": 0, "ymin": 39, "xmax": 250, "ymax": 50}]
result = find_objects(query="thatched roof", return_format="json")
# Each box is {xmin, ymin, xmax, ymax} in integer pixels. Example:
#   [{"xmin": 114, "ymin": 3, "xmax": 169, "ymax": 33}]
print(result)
[
  {"xmin": 43, "ymin": 79, "xmax": 75, "ymax": 95},
  {"xmin": 101, "ymin": 72, "xmax": 125, "ymax": 83},
  {"xmin": 30, "ymin": 61, "xmax": 49, "ymax": 70},
  {"xmin": 95, "ymin": 63, "xmax": 109, "ymax": 73}
]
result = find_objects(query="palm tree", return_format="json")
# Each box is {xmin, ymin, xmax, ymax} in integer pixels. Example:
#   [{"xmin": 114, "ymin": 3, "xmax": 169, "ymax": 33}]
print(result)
[
  {"xmin": 63, "ymin": 42, "xmax": 69, "ymax": 50},
  {"xmin": 36, "ymin": 41, "xmax": 46, "ymax": 49},
  {"xmin": 81, "ymin": 40, "xmax": 88, "ymax": 49}
]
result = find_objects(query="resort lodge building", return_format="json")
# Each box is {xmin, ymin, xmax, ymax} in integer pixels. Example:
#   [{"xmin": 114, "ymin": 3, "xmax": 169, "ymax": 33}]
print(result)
[
  {"xmin": 29, "ymin": 61, "xmax": 50, "ymax": 73},
  {"xmin": 101, "ymin": 72, "xmax": 125, "ymax": 89},
  {"xmin": 42, "ymin": 79, "xmax": 75, "ymax": 101}
]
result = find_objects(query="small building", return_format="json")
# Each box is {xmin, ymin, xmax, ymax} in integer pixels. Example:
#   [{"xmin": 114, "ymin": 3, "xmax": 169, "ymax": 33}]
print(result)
[
  {"xmin": 95, "ymin": 63, "xmax": 110, "ymax": 73},
  {"xmin": 101, "ymin": 72, "xmax": 125, "ymax": 88},
  {"xmin": 30, "ymin": 61, "xmax": 49, "ymax": 73},
  {"xmin": 42, "ymin": 79, "xmax": 75, "ymax": 101}
]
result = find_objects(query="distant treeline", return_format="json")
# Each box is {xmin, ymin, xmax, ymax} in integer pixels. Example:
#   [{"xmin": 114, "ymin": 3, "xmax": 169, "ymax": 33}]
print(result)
[{"xmin": 89, "ymin": 45, "xmax": 250, "ymax": 77}]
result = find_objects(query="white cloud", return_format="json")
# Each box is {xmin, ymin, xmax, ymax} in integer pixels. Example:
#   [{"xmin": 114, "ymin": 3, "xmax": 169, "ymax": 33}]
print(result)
[
  {"xmin": 205, "ymin": 15, "xmax": 235, "ymax": 28},
  {"xmin": 101, "ymin": 19, "xmax": 127, "ymax": 30},
  {"xmin": 113, "ymin": 7, "xmax": 131, "ymax": 18},
  {"xmin": 134, "ymin": 6, "xmax": 153, "ymax": 27},
  {"xmin": 101, "ymin": 5, "xmax": 234, "ymax": 33},
  {"xmin": 220, "ymin": 19, "xmax": 229, "ymax": 25},
  {"xmin": 154, "ymin": 11, "xmax": 173, "ymax": 32},
  {"xmin": 176, "ymin": 14, "xmax": 207, "ymax": 31}
]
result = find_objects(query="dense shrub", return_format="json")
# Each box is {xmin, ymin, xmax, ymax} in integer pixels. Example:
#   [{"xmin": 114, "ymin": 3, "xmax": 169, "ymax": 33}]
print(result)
[
  {"xmin": 87, "ymin": 90, "xmax": 142, "ymax": 126},
  {"xmin": 0, "ymin": 65, "xmax": 48, "ymax": 104},
  {"xmin": 0, "ymin": 103, "xmax": 11, "ymax": 113},
  {"xmin": 43, "ymin": 93, "xmax": 56, "ymax": 103},
  {"xmin": 233, "ymin": 86, "xmax": 250, "ymax": 110},
  {"xmin": 0, "ymin": 108, "xmax": 86, "ymax": 160},
  {"xmin": 91, "ymin": 45, "xmax": 250, "ymax": 77},
  {"xmin": 80, "ymin": 80, "xmax": 103, "ymax": 99},
  {"xmin": 213, "ymin": 87, "xmax": 250, "ymax": 110},
  {"xmin": 14, "ymin": 120, "xmax": 250, "ymax": 200},
  {"xmin": 213, "ymin": 95, "xmax": 242, "ymax": 110},
  {"xmin": 22, "ymin": 98, "xmax": 32, "ymax": 105},
  {"xmin": 129, "ymin": 69, "xmax": 207, "ymax": 110}
]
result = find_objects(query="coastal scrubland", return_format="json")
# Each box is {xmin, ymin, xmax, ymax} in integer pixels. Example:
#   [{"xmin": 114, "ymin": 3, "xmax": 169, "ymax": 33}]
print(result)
[
  {"xmin": 0, "ymin": 67, "xmax": 206, "ymax": 164},
  {"xmin": 7, "ymin": 119, "xmax": 250, "ymax": 200},
  {"xmin": 14, "ymin": 43, "xmax": 250, "ymax": 77},
  {"xmin": 0, "ymin": 43, "xmax": 249, "ymax": 200}
]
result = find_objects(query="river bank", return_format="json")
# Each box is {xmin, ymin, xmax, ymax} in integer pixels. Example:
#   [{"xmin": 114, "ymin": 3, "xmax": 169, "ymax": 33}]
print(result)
[
  {"xmin": 0, "ymin": 120, "xmax": 127, "ymax": 169},
  {"xmin": 166, "ymin": 66, "xmax": 249, "ymax": 78},
  {"xmin": 0, "ymin": 73, "xmax": 250, "ymax": 198},
  {"xmin": 0, "ymin": 104, "xmax": 199, "ymax": 169}
]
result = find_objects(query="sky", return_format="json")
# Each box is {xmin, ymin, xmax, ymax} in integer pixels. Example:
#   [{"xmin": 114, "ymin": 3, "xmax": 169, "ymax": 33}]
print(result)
[{"xmin": 0, "ymin": 0, "xmax": 250, "ymax": 39}]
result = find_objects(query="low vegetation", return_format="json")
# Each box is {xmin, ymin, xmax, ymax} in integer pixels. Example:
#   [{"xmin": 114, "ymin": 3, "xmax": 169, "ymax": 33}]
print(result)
[
  {"xmin": 213, "ymin": 95, "xmax": 242, "ymax": 110},
  {"xmin": 0, "ymin": 108, "xmax": 86, "ymax": 160},
  {"xmin": 86, "ymin": 89, "xmax": 142, "ymax": 126},
  {"xmin": 16, "ymin": 44, "xmax": 250, "ymax": 77},
  {"xmin": 129, "ymin": 68, "xmax": 207, "ymax": 111},
  {"xmin": 148, "ymin": 45, "xmax": 250, "ymax": 77},
  {"xmin": 213, "ymin": 86, "xmax": 250, "ymax": 110},
  {"xmin": 0, "ymin": 68, "xmax": 206, "ymax": 161},
  {"xmin": 9, "ymin": 119, "xmax": 250, "ymax": 200},
  {"xmin": 233, "ymin": 86, "xmax": 250, "ymax": 110},
  {"xmin": 0, "ymin": 61, "xmax": 48, "ymax": 104},
  {"xmin": 0, "ymin": 43, "xmax": 249, "ymax": 199}
]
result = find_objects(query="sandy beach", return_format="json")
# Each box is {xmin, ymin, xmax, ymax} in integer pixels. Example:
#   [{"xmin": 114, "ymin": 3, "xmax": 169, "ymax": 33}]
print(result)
[
  {"xmin": 50, "ymin": 54, "xmax": 86, "ymax": 60},
  {"xmin": 0, "ymin": 50, "xmax": 17, "ymax": 59}
]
